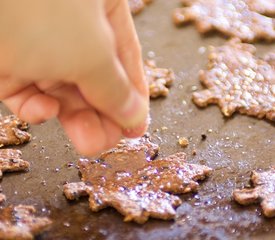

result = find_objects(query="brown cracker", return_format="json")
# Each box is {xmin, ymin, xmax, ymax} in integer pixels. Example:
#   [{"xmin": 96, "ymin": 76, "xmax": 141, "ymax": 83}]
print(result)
[
  {"xmin": 0, "ymin": 205, "xmax": 52, "ymax": 240},
  {"xmin": 0, "ymin": 149, "xmax": 30, "ymax": 179},
  {"xmin": 173, "ymin": 0, "xmax": 275, "ymax": 42},
  {"xmin": 0, "ymin": 115, "xmax": 31, "ymax": 147},
  {"xmin": 192, "ymin": 38, "xmax": 275, "ymax": 121},
  {"xmin": 233, "ymin": 167, "xmax": 275, "ymax": 218},
  {"xmin": 145, "ymin": 60, "xmax": 175, "ymax": 98},
  {"xmin": 0, "ymin": 149, "xmax": 30, "ymax": 205},
  {"xmin": 63, "ymin": 136, "xmax": 212, "ymax": 224}
]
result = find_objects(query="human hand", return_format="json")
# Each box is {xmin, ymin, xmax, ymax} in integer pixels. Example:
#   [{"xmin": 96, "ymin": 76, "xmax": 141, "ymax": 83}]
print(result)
[{"xmin": 0, "ymin": 0, "xmax": 148, "ymax": 155}]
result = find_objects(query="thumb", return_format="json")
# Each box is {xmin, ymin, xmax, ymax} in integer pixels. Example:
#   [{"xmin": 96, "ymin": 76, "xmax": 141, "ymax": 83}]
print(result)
[{"xmin": 78, "ymin": 47, "xmax": 148, "ymax": 131}]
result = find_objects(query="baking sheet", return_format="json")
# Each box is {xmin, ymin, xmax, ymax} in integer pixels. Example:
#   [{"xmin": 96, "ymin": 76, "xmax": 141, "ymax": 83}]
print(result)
[{"xmin": 1, "ymin": 0, "xmax": 275, "ymax": 239}]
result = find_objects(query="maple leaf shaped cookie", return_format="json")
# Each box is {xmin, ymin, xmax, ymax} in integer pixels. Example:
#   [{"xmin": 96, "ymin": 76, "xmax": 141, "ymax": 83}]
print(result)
[
  {"xmin": 173, "ymin": 0, "xmax": 275, "ymax": 42},
  {"xmin": 192, "ymin": 38, "xmax": 275, "ymax": 121},
  {"xmin": 63, "ymin": 136, "xmax": 212, "ymax": 224}
]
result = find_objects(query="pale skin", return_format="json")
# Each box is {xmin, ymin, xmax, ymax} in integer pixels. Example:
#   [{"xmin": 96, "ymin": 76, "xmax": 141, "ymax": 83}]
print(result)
[{"xmin": 0, "ymin": 0, "xmax": 149, "ymax": 156}]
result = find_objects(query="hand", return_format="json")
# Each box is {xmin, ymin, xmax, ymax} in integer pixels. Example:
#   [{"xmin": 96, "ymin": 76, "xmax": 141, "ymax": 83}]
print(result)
[{"xmin": 0, "ymin": 0, "xmax": 148, "ymax": 155}]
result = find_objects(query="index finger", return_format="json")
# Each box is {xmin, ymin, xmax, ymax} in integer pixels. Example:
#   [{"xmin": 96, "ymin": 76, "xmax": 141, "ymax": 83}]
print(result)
[
  {"xmin": 106, "ymin": 0, "xmax": 148, "ymax": 99},
  {"xmin": 106, "ymin": 0, "xmax": 149, "ymax": 137}
]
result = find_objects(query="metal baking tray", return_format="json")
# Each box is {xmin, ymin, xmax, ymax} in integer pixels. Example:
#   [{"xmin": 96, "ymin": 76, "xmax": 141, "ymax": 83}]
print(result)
[{"xmin": 1, "ymin": 0, "xmax": 274, "ymax": 239}]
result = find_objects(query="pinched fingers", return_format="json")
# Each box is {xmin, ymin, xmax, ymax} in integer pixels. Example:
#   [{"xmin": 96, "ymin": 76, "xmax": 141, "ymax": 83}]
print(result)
[
  {"xmin": 104, "ymin": 0, "xmax": 149, "ymax": 137},
  {"xmin": 48, "ymin": 84, "xmax": 122, "ymax": 156},
  {"xmin": 77, "ymin": 10, "xmax": 148, "ymax": 135}
]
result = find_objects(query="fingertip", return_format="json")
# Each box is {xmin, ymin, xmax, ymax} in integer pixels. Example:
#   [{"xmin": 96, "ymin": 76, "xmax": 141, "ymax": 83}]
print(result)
[
  {"xmin": 118, "ymin": 89, "xmax": 149, "ymax": 129},
  {"xmin": 122, "ymin": 120, "xmax": 148, "ymax": 138}
]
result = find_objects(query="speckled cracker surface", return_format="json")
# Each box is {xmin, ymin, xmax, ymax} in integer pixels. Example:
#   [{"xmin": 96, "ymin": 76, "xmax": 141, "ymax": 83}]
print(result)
[
  {"xmin": 247, "ymin": 0, "xmax": 275, "ymax": 16},
  {"xmin": 173, "ymin": 0, "xmax": 275, "ymax": 42},
  {"xmin": 0, "ymin": 115, "xmax": 31, "ymax": 147},
  {"xmin": 0, "ymin": 149, "xmax": 30, "ymax": 204},
  {"xmin": 0, "ymin": 149, "xmax": 30, "ymax": 179},
  {"xmin": 0, "ymin": 205, "xmax": 52, "ymax": 240},
  {"xmin": 233, "ymin": 167, "xmax": 275, "ymax": 218},
  {"xmin": 192, "ymin": 39, "xmax": 275, "ymax": 121},
  {"xmin": 63, "ymin": 136, "xmax": 212, "ymax": 224}
]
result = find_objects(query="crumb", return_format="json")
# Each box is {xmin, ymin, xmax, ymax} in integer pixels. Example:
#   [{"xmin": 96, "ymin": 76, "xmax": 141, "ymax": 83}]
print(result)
[
  {"xmin": 178, "ymin": 137, "xmax": 189, "ymax": 147},
  {"xmin": 201, "ymin": 134, "xmax": 207, "ymax": 141}
]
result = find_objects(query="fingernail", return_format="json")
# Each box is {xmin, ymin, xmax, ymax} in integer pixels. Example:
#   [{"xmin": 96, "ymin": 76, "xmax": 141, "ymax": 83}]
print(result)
[{"xmin": 120, "ymin": 90, "xmax": 148, "ymax": 129}]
